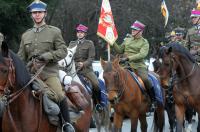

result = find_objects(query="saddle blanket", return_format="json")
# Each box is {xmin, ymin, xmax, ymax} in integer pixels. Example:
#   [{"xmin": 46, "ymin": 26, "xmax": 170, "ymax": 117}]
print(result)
[{"xmin": 127, "ymin": 70, "xmax": 164, "ymax": 105}]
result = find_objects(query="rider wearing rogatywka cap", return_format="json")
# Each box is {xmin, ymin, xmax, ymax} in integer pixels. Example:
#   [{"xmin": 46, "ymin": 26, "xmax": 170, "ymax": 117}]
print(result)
[
  {"xmin": 68, "ymin": 24, "xmax": 103, "ymax": 112},
  {"xmin": 112, "ymin": 20, "xmax": 155, "ymax": 102},
  {"xmin": 17, "ymin": 0, "xmax": 74, "ymax": 131},
  {"xmin": 186, "ymin": 8, "xmax": 200, "ymax": 63}
]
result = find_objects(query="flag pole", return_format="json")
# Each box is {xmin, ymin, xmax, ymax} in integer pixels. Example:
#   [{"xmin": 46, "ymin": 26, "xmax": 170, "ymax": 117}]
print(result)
[{"xmin": 107, "ymin": 43, "xmax": 110, "ymax": 61}]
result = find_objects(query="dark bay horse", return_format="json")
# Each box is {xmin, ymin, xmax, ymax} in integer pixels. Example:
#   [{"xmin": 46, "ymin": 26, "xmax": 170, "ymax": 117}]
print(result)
[
  {"xmin": 101, "ymin": 57, "xmax": 164, "ymax": 132},
  {"xmin": 158, "ymin": 43, "xmax": 200, "ymax": 132},
  {"xmin": 0, "ymin": 45, "xmax": 57, "ymax": 131}
]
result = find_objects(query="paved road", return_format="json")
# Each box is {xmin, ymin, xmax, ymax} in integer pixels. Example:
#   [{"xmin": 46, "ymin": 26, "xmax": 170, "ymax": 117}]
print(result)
[{"xmin": 89, "ymin": 111, "xmax": 198, "ymax": 132}]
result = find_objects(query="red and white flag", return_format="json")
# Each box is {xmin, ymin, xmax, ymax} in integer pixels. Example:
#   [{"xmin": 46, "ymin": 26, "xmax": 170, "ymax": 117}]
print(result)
[{"xmin": 97, "ymin": 0, "xmax": 118, "ymax": 45}]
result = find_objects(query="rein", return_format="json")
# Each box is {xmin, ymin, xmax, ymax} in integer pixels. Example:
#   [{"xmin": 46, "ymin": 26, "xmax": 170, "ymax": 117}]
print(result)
[
  {"xmin": 169, "ymin": 53, "xmax": 196, "ymax": 85},
  {"xmin": 1, "ymin": 56, "xmax": 45, "ymax": 132}
]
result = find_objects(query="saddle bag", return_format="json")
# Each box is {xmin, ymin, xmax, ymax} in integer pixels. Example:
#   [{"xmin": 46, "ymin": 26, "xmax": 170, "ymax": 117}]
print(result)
[{"xmin": 66, "ymin": 85, "xmax": 89, "ymax": 110}]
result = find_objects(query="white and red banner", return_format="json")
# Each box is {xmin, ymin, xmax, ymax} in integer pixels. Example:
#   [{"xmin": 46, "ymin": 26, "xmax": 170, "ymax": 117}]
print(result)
[{"xmin": 97, "ymin": 0, "xmax": 118, "ymax": 45}]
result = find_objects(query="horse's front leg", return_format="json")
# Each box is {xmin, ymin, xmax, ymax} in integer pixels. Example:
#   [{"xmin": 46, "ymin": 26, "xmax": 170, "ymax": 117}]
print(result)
[
  {"xmin": 175, "ymin": 104, "xmax": 185, "ymax": 132},
  {"xmin": 113, "ymin": 112, "xmax": 123, "ymax": 132}
]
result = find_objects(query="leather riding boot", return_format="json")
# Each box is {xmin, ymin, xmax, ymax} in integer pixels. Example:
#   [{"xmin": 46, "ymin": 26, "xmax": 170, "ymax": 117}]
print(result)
[
  {"xmin": 60, "ymin": 98, "xmax": 75, "ymax": 132},
  {"xmin": 147, "ymin": 87, "xmax": 156, "ymax": 103},
  {"xmin": 93, "ymin": 89, "xmax": 103, "ymax": 112}
]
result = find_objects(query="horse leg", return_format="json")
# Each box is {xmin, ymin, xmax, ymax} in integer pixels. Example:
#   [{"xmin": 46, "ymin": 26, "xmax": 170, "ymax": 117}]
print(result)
[
  {"xmin": 197, "ymin": 114, "xmax": 200, "ymax": 132},
  {"xmin": 175, "ymin": 104, "xmax": 185, "ymax": 132},
  {"xmin": 185, "ymin": 106, "xmax": 193, "ymax": 132},
  {"xmin": 139, "ymin": 113, "xmax": 147, "ymax": 132},
  {"xmin": 166, "ymin": 103, "xmax": 175, "ymax": 132},
  {"xmin": 113, "ymin": 113, "xmax": 123, "ymax": 132},
  {"xmin": 154, "ymin": 104, "xmax": 165, "ymax": 132}
]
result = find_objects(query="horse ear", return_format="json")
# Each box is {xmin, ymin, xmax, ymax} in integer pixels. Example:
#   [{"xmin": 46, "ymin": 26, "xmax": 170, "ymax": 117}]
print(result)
[
  {"xmin": 1, "ymin": 41, "xmax": 9, "ymax": 57},
  {"xmin": 167, "ymin": 47, "xmax": 172, "ymax": 54},
  {"xmin": 100, "ymin": 58, "xmax": 107, "ymax": 70}
]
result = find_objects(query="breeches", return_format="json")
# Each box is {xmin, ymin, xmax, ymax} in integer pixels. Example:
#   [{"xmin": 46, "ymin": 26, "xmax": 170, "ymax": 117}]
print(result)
[
  {"xmin": 135, "ymin": 68, "xmax": 152, "ymax": 90},
  {"xmin": 45, "ymin": 76, "xmax": 65, "ymax": 101},
  {"xmin": 83, "ymin": 71, "xmax": 99, "ymax": 92}
]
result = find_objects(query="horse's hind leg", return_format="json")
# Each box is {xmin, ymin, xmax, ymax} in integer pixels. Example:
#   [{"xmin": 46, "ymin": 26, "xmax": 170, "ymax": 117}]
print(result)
[{"xmin": 139, "ymin": 113, "xmax": 147, "ymax": 132}]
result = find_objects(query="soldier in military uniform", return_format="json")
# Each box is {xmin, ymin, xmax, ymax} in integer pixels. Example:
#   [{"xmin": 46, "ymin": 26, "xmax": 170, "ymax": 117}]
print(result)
[
  {"xmin": 17, "ymin": 1, "xmax": 72, "ymax": 131},
  {"xmin": 112, "ymin": 20, "xmax": 155, "ymax": 102},
  {"xmin": 0, "ymin": 32, "xmax": 3, "ymax": 48},
  {"xmin": 174, "ymin": 27, "xmax": 187, "ymax": 48},
  {"xmin": 68, "ymin": 24, "xmax": 103, "ymax": 111},
  {"xmin": 186, "ymin": 8, "xmax": 200, "ymax": 62}
]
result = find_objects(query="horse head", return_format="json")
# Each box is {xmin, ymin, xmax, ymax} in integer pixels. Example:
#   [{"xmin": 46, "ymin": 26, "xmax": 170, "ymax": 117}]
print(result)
[
  {"xmin": 101, "ymin": 57, "xmax": 124, "ymax": 104},
  {"xmin": 0, "ymin": 41, "xmax": 30, "ymax": 95},
  {"xmin": 58, "ymin": 45, "xmax": 77, "ymax": 67}
]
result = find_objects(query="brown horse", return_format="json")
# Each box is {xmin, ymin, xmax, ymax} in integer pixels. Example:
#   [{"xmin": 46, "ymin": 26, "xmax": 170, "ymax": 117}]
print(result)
[
  {"xmin": 0, "ymin": 45, "xmax": 57, "ymax": 131},
  {"xmin": 101, "ymin": 57, "xmax": 164, "ymax": 132},
  {"xmin": 158, "ymin": 43, "xmax": 200, "ymax": 132},
  {"xmin": 69, "ymin": 81, "xmax": 93, "ymax": 132}
]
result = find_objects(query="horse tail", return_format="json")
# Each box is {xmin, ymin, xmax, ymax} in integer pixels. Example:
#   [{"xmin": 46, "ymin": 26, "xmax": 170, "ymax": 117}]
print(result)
[{"xmin": 153, "ymin": 104, "xmax": 165, "ymax": 132}]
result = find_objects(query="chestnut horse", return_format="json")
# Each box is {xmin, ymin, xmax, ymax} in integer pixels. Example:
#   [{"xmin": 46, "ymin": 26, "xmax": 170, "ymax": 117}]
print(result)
[
  {"xmin": 158, "ymin": 43, "xmax": 200, "ymax": 132},
  {"xmin": 0, "ymin": 45, "xmax": 57, "ymax": 131},
  {"xmin": 101, "ymin": 57, "xmax": 165, "ymax": 132}
]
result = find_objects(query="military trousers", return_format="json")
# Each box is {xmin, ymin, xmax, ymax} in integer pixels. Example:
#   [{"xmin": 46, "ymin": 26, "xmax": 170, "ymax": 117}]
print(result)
[
  {"xmin": 134, "ymin": 67, "xmax": 152, "ymax": 90},
  {"xmin": 45, "ymin": 76, "xmax": 65, "ymax": 102},
  {"xmin": 82, "ymin": 71, "xmax": 99, "ymax": 92}
]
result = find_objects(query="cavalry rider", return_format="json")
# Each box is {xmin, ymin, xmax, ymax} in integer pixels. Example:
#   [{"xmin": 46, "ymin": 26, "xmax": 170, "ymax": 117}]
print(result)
[
  {"xmin": 186, "ymin": 8, "xmax": 200, "ymax": 63},
  {"xmin": 112, "ymin": 20, "xmax": 155, "ymax": 102},
  {"xmin": 169, "ymin": 30, "xmax": 176, "ymax": 43},
  {"xmin": 68, "ymin": 24, "xmax": 103, "ymax": 111},
  {"xmin": 17, "ymin": 0, "xmax": 72, "ymax": 131},
  {"xmin": 173, "ymin": 27, "xmax": 187, "ymax": 48}
]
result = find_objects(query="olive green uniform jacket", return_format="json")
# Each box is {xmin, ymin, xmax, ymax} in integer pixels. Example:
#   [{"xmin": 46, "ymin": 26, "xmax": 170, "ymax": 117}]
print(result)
[
  {"xmin": 18, "ymin": 24, "xmax": 68, "ymax": 80},
  {"xmin": 186, "ymin": 26, "xmax": 200, "ymax": 61},
  {"xmin": 68, "ymin": 39, "xmax": 95, "ymax": 74},
  {"xmin": 113, "ymin": 36, "xmax": 149, "ymax": 70}
]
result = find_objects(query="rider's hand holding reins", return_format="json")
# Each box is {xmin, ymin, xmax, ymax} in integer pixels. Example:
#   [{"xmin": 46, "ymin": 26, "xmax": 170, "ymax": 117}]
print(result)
[{"xmin": 119, "ymin": 57, "xmax": 129, "ymax": 64}]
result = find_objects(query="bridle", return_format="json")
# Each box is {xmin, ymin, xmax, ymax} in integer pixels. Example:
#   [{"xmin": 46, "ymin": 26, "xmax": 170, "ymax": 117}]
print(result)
[
  {"xmin": 109, "ymin": 68, "xmax": 128, "ymax": 104},
  {"xmin": 63, "ymin": 49, "xmax": 77, "ymax": 78},
  {"xmin": 0, "ymin": 55, "xmax": 44, "ymax": 132},
  {"xmin": 167, "ymin": 53, "xmax": 196, "ymax": 85}
]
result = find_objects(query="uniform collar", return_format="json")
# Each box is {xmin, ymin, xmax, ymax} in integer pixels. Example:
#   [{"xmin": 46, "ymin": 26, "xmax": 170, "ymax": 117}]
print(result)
[
  {"xmin": 77, "ymin": 38, "xmax": 85, "ymax": 44},
  {"xmin": 33, "ymin": 23, "xmax": 47, "ymax": 33}
]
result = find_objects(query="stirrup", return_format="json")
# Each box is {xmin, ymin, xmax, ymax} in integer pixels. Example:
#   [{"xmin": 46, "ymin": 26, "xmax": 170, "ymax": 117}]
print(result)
[
  {"xmin": 62, "ymin": 122, "xmax": 75, "ymax": 132},
  {"xmin": 95, "ymin": 104, "xmax": 103, "ymax": 112}
]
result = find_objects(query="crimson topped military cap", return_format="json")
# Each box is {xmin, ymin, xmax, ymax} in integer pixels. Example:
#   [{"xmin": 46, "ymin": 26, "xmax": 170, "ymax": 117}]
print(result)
[
  {"xmin": 27, "ymin": 0, "xmax": 47, "ymax": 12},
  {"xmin": 131, "ymin": 20, "xmax": 145, "ymax": 31},
  {"xmin": 76, "ymin": 24, "xmax": 88, "ymax": 32},
  {"xmin": 190, "ymin": 9, "xmax": 200, "ymax": 18}
]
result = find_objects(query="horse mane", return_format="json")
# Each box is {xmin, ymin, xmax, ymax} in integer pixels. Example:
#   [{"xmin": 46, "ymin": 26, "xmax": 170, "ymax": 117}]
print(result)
[
  {"xmin": 160, "ymin": 43, "xmax": 195, "ymax": 63},
  {"xmin": 103, "ymin": 61, "xmax": 112, "ymax": 72},
  {"xmin": 9, "ymin": 50, "xmax": 31, "ymax": 88}
]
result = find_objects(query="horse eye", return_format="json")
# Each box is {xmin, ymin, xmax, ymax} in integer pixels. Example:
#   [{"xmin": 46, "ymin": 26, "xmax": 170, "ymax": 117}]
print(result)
[
  {"xmin": 69, "ymin": 54, "xmax": 72, "ymax": 57},
  {"xmin": 0, "ymin": 68, "xmax": 8, "ymax": 74}
]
